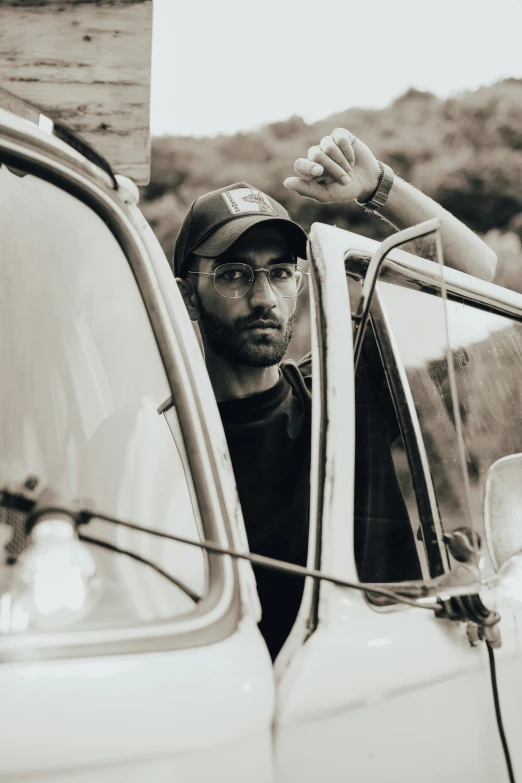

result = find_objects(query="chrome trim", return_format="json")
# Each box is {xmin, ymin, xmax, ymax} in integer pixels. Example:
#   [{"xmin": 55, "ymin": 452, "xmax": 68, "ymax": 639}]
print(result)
[
  {"xmin": 0, "ymin": 124, "xmax": 240, "ymax": 660},
  {"xmin": 346, "ymin": 233, "xmax": 522, "ymax": 323},
  {"xmin": 351, "ymin": 218, "xmax": 441, "ymax": 370},
  {"xmin": 380, "ymin": 260, "xmax": 522, "ymax": 322}
]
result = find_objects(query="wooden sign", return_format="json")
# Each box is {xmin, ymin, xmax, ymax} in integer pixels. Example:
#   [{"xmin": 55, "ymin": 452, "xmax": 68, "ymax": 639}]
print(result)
[{"xmin": 0, "ymin": 0, "xmax": 153, "ymax": 184}]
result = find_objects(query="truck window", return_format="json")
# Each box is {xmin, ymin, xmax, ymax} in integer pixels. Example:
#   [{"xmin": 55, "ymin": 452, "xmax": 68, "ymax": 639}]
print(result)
[
  {"xmin": 354, "ymin": 323, "xmax": 424, "ymax": 584},
  {"xmin": 378, "ymin": 280, "xmax": 522, "ymax": 570},
  {"xmin": 0, "ymin": 165, "xmax": 207, "ymax": 634}
]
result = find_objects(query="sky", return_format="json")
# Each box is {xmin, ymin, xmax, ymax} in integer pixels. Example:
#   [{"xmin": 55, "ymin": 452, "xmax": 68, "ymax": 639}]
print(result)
[{"xmin": 150, "ymin": 0, "xmax": 522, "ymax": 137}]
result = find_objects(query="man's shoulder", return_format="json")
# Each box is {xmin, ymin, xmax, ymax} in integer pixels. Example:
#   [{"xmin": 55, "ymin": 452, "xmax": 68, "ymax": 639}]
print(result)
[
  {"xmin": 295, "ymin": 351, "xmax": 312, "ymax": 379},
  {"xmin": 280, "ymin": 352, "xmax": 312, "ymax": 397}
]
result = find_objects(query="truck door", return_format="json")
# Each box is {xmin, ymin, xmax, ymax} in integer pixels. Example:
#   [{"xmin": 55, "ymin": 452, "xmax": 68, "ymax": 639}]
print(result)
[
  {"xmin": 0, "ymin": 113, "xmax": 275, "ymax": 783},
  {"xmin": 273, "ymin": 222, "xmax": 522, "ymax": 783}
]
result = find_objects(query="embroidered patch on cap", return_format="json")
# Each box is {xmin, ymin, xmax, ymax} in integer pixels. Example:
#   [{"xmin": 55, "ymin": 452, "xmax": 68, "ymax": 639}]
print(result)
[{"xmin": 222, "ymin": 188, "xmax": 276, "ymax": 216}]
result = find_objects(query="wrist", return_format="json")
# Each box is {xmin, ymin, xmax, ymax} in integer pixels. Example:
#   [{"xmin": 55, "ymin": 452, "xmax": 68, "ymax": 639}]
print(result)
[
  {"xmin": 355, "ymin": 161, "xmax": 395, "ymax": 212},
  {"xmin": 358, "ymin": 160, "xmax": 382, "ymax": 202}
]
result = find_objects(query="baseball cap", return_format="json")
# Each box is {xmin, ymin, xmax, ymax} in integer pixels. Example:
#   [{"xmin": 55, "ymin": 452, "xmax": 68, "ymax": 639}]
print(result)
[{"xmin": 173, "ymin": 182, "xmax": 308, "ymax": 278}]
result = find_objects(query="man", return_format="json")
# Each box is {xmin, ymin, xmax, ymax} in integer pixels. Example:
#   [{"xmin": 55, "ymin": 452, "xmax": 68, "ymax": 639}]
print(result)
[{"xmin": 174, "ymin": 128, "xmax": 496, "ymax": 660}]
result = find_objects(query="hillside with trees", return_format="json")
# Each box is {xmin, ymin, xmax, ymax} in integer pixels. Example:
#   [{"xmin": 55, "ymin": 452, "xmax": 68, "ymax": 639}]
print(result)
[{"xmin": 141, "ymin": 78, "xmax": 522, "ymax": 296}]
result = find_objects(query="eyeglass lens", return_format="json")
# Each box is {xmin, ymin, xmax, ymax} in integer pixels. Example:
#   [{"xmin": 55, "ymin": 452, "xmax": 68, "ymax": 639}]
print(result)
[{"xmin": 214, "ymin": 263, "xmax": 305, "ymax": 299}]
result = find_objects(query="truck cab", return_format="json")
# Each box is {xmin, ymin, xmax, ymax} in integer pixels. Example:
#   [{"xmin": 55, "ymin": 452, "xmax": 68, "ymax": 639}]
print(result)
[{"xmin": 1, "ymin": 106, "xmax": 522, "ymax": 783}]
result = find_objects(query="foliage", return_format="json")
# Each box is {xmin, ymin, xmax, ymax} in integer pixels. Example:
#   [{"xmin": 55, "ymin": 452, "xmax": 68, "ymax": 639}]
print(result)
[
  {"xmin": 141, "ymin": 79, "xmax": 522, "ymax": 282},
  {"xmin": 483, "ymin": 230, "xmax": 522, "ymax": 294}
]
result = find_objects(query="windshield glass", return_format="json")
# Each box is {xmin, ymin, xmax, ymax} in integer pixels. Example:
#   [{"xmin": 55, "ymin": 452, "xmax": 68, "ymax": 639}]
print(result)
[{"xmin": 0, "ymin": 165, "xmax": 206, "ymax": 633}]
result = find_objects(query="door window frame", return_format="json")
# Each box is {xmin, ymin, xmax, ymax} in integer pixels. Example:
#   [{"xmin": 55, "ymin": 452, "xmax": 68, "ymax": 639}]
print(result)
[
  {"xmin": 0, "ymin": 116, "xmax": 243, "ymax": 660},
  {"xmin": 276, "ymin": 224, "xmax": 357, "ymax": 664}
]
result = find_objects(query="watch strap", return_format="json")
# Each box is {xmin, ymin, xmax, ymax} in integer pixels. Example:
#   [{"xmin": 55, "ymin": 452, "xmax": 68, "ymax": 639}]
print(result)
[{"xmin": 355, "ymin": 161, "xmax": 395, "ymax": 211}]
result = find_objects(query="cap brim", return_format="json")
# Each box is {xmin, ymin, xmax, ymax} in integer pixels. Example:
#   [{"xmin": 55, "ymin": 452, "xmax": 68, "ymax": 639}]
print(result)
[{"xmin": 193, "ymin": 215, "xmax": 308, "ymax": 260}]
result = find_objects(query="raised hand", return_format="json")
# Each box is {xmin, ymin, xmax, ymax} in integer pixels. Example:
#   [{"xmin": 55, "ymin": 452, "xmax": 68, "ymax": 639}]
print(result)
[{"xmin": 284, "ymin": 128, "xmax": 381, "ymax": 204}]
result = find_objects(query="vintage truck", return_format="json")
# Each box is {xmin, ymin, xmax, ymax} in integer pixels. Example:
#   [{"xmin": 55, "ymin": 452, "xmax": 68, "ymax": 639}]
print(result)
[{"xmin": 2, "ymin": 2, "xmax": 522, "ymax": 782}]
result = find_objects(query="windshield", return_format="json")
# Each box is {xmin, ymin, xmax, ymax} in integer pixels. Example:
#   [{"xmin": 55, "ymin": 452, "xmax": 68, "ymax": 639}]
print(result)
[{"xmin": 0, "ymin": 165, "xmax": 206, "ymax": 633}]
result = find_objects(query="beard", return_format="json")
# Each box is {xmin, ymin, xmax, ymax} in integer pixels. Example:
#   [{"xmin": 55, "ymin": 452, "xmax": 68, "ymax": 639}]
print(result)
[{"xmin": 196, "ymin": 296, "xmax": 297, "ymax": 367}]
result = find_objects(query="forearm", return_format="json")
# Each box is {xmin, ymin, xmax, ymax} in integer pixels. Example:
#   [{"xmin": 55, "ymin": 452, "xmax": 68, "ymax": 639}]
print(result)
[
  {"xmin": 376, "ymin": 176, "xmax": 497, "ymax": 282},
  {"xmin": 286, "ymin": 128, "xmax": 498, "ymax": 282}
]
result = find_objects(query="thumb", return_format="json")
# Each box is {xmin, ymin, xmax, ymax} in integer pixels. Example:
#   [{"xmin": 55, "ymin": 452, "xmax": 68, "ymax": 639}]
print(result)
[{"xmin": 283, "ymin": 177, "xmax": 328, "ymax": 201}]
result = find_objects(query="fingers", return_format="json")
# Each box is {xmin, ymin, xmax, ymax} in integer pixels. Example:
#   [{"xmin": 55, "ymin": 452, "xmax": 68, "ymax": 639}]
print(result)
[
  {"xmin": 304, "ymin": 129, "xmax": 356, "ymax": 185},
  {"xmin": 319, "ymin": 134, "xmax": 352, "ymax": 173},
  {"xmin": 331, "ymin": 128, "xmax": 356, "ymax": 167},
  {"xmin": 292, "ymin": 158, "xmax": 324, "ymax": 181},
  {"xmin": 294, "ymin": 157, "xmax": 336, "ymax": 188},
  {"xmin": 306, "ymin": 146, "xmax": 351, "ymax": 185},
  {"xmin": 287, "ymin": 128, "xmax": 358, "ymax": 196}
]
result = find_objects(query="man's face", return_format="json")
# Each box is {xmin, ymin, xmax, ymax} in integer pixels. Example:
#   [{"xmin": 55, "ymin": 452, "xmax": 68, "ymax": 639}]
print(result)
[{"xmin": 189, "ymin": 225, "xmax": 299, "ymax": 367}]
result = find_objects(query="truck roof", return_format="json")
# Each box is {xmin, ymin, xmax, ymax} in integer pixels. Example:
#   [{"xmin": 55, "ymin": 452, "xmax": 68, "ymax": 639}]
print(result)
[{"xmin": 0, "ymin": 106, "xmax": 116, "ymax": 193}]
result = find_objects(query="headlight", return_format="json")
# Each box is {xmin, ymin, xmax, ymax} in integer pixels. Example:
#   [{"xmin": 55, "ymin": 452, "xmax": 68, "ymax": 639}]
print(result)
[{"xmin": 0, "ymin": 513, "xmax": 102, "ymax": 633}]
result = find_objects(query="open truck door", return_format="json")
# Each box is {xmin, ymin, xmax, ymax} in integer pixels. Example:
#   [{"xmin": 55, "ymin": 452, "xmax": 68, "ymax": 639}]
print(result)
[{"xmin": 271, "ymin": 221, "xmax": 522, "ymax": 783}]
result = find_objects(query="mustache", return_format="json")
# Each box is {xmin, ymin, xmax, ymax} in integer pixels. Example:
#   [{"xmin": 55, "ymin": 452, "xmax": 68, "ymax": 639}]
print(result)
[{"xmin": 235, "ymin": 310, "xmax": 285, "ymax": 330}]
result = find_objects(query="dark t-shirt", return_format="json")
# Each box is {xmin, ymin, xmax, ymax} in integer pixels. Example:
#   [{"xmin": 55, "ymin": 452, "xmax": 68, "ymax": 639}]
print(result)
[
  {"xmin": 217, "ymin": 358, "xmax": 312, "ymax": 660},
  {"xmin": 217, "ymin": 345, "xmax": 421, "ymax": 660}
]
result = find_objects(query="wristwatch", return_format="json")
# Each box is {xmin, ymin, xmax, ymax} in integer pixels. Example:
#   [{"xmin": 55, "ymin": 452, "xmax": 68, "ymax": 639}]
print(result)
[{"xmin": 355, "ymin": 161, "xmax": 395, "ymax": 211}]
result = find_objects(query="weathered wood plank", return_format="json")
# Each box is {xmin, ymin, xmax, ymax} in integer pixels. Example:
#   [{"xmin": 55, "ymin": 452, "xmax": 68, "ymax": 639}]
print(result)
[
  {"xmin": 0, "ymin": 86, "xmax": 40, "ymax": 125},
  {"xmin": 0, "ymin": 0, "xmax": 153, "ymax": 184}
]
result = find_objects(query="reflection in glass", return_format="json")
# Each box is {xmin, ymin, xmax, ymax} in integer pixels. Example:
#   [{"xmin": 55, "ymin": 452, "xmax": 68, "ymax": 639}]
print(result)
[
  {"xmin": 380, "ymin": 280, "xmax": 522, "ymax": 571},
  {"xmin": 353, "ymin": 324, "xmax": 424, "ymax": 584},
  {"xmin": 0, "ymin": 165, "xmax": 206, "ymax": 632}
]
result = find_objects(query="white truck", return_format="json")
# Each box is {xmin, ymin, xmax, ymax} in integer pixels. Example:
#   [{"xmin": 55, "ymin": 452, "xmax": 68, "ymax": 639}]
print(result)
[{"xmin": 1, "ymin": 3, "xmax": 522, "ymax": 782}]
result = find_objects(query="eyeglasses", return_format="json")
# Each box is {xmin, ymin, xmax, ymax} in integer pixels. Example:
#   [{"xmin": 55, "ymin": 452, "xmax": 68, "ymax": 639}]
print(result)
[{"xmin": 188, "ymin": 262, "xmax": 307, "ymax": 299}]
